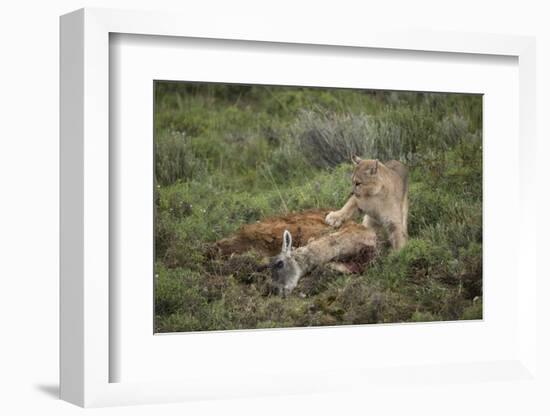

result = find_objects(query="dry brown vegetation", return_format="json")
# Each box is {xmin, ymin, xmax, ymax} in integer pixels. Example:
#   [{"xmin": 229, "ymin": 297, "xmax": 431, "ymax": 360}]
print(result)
[{"xmin": 214, "ymin": 209, "xmax": 334, "ymax": 256}]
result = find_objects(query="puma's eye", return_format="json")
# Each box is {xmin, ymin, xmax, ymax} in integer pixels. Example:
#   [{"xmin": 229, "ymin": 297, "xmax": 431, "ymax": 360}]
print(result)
[{"xmin": 354, "ymin": 181, "xmax": 362, "ymax": 186}]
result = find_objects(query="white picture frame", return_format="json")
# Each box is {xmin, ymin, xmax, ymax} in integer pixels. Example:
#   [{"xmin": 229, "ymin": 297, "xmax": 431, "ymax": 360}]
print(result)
[{"xmin": 60, "ymin": 7, "xmax": 538, "ymax": 408}]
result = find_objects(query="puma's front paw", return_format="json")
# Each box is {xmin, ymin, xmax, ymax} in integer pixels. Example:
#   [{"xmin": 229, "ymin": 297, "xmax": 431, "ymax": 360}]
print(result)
[{"xmin": 325, "ymin": 211, "xmax": 344, "ymax": 227}]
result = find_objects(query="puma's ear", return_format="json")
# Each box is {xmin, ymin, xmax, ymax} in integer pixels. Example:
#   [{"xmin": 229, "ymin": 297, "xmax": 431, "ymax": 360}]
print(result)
[
  {"xmin": 282, "ymin": 230, "xmax": 292, "ymax": 254},
  {"xmin": 369, "ymin": 159, "xmax": 379, "ymax": 175},
  {"xmin": 351, "ymin": 155, "xmax": 363, "ymax": 165}
]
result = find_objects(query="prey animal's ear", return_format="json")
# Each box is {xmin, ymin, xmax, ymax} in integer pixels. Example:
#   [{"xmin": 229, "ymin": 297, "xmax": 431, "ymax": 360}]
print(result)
[
  {"xmin": 282, "ymin": 230, "xmax": 292, "ymax": 254},
  {"xmin": 351, "ymin": 155, "xmax": 363, "ymax": 165}
]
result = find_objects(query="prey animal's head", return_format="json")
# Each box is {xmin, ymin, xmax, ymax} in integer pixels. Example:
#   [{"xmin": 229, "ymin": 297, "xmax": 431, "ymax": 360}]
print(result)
[{"xmin": 269, "ymin": 230, "xmax": 302, "ymax": 297}]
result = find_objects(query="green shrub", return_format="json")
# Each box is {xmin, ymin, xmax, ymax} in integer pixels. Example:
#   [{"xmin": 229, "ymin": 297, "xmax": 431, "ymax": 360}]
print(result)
[
  {"xmin": 154, "ymin": 265, "xmax": 208, "ymax": 318},
  {"xmin": 155, "ymin": 130, "xmax": 204, "ymax": 185},
  {"xmin": 368, "ymin": 239, "xmax": 454, "ymax": 288},
  {"xmin": 461, "ymin": 299, "xmax": 483, "ymax": 320}
]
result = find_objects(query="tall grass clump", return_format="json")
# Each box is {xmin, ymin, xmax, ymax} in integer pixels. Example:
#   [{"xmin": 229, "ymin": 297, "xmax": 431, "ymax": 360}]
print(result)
[
  {"xmin": 155, "ymin": 130, "xmax": 204, "ymax": 185},
  {"xmin": 288, "ymin": 107, "xmax": 473, "ymax": 168},
  {"xmin": 290, "ymin": 110, "xmax": 372, "ymax": 169}
]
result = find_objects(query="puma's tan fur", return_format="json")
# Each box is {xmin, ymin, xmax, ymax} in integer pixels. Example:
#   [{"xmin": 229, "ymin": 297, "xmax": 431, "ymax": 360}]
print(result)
[{"xmin": 325, "ymin": 156, "xmax": 409, "ymax": 250}]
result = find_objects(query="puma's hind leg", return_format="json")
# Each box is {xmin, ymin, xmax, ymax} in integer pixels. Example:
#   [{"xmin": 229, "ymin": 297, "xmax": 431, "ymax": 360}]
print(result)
[
  {"xmin": 388, "ymin": 221, "xmax": 407, "ymax": 250},
  {"xmin": 401, "ymin": 196, "xmax": 409, "ymax": 238}
]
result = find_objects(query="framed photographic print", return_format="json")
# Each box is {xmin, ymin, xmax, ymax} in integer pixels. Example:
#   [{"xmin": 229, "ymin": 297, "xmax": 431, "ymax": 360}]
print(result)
[{"xmin": 60, "ymin": 7, "xmax": 539, "ymax": 409}]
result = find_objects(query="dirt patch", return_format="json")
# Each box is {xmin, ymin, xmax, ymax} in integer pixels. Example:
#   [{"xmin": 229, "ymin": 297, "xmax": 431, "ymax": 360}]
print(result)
[{"xmin": 214, "ymin": 209, "xmax": 341, "ymax": 256}]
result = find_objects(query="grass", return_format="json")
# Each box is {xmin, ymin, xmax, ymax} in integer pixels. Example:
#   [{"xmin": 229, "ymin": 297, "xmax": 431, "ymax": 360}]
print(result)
[{"xmin": 154, "ymin": 82, "xmax": 483, "ymax": 332}]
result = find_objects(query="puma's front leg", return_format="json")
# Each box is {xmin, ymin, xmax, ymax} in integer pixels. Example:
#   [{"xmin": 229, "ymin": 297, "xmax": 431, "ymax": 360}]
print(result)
[
  {"xmin": 361, "ymin": 214, "xmax": 377, "ymax": 229},
  {"xmin": 325, "ymin": 196, "xmax": 358, "ymax": 228},
  {"xmin": 388, "ymin": 222, "xmax": 407, "ymax": 250}
]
